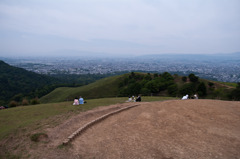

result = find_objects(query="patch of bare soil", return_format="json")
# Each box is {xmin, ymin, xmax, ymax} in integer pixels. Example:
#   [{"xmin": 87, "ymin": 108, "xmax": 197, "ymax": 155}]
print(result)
[{"xmin": 1, "ymin": 100, "xmax": 240, "ymax": 159}]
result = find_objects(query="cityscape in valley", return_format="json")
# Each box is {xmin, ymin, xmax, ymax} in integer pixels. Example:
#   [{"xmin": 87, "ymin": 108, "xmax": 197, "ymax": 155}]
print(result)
[{"xmin": 1, "ymin": 53, "xmax": 240, "ymax": 83}]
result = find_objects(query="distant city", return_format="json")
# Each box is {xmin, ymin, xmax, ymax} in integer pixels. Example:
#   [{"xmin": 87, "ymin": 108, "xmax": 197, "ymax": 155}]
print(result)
[{"xmin": 1, "ymin": 53, "xmax": 240, "ymax": 82}]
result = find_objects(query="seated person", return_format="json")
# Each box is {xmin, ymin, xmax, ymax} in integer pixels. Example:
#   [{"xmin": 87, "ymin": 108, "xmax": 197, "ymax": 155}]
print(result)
[
  {"xmin": 73, "ymin": 98, "xmax": 79, "ymax": 105},
  {"xmin": 136, "ymin": 95, "xmax": 141, "ymax": 102},
  {"xmin": 182, "ymin": 94, "xmax": 188, "ymax": 100},
  {"xmin": 79, "ymin": 96, "xmax": 84, "ymax": 104},
  {"xmin": 128, "ymin": 96, "xmax": 132, "ymax": 102}
]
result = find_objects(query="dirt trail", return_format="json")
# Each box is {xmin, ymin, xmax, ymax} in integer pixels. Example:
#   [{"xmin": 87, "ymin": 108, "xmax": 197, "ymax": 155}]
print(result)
[{"xmin": 1, "ymin": 100, "xmax": 240, "ymax": 159}]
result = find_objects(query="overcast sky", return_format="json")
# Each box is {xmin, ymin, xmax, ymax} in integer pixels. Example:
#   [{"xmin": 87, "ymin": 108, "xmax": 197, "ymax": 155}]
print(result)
[{"xmin": 0, "ymin": 0, "xmax": 239, "ymax": 57}]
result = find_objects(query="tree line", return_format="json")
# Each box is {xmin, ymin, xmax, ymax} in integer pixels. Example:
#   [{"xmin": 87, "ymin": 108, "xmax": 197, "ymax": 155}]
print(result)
[{"xmin": 118, "ymin": 72, "xmax": 239, "ymax": 100}]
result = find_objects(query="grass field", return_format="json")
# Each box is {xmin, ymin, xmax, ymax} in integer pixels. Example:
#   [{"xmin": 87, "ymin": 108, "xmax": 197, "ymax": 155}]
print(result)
[{"xmin": 0, "ymin": 96, "xmax": 176, "ymax": 141}]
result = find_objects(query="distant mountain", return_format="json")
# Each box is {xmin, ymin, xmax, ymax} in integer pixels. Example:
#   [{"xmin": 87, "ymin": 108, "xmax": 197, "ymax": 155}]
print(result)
[{"xmin": 0, "ymin": 60, "xmax": 60, "ymax": 105}]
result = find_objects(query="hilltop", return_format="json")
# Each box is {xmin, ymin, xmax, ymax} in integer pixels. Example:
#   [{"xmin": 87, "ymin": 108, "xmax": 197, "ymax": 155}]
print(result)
[{"xmin": 0, "ymin": 99, "xmax": 239, "ymax": 158}]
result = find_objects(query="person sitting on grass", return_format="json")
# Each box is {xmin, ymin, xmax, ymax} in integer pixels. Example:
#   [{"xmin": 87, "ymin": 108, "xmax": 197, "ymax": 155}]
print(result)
[
  {"xmin": 182, "ymin": 94, "xmax": 189, "ymax": 100},
  {"xmin": 136, "ymin": 95, "xmax": 141, "ymax": 102},
  {"xmin": 73, "ymin": 97, "xmax": 79, "ymax": 105},
  {"xmin": 127, "ymin": 96, "xmax": 132, "ymax": 102},
  {"xmin": 79, "ymin": 96, "xmax": 84, "ymax": 104}
]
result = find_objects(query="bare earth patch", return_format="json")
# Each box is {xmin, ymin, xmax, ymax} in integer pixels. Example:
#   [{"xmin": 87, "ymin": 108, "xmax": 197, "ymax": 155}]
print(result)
[{"xmin": 1, "ymin": 100, "xmax": 240, "ymax": 159}]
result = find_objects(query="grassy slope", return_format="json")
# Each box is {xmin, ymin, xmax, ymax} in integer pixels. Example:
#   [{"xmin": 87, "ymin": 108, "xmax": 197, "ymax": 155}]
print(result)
[
  {"xmin": 0, "ymin": 96, "xmax": 176, "ymax": 141},
  {"xmin": 40, "ymin": 74, "xmax": 127, "ymax": 103},
  {"xmin": 41, "ymin": 73, "xmax": 236, "ymax": 103}
]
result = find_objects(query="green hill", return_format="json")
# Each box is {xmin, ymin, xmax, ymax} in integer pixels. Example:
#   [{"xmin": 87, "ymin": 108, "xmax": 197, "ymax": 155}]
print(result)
[
  {"xmin": 41, "ymin": 72, "xmax": 236, "ymax": 103},
  {"xmin": 40, "ymin": 74, "xmax": 128, "ymax": 103},
  {"xmin": 0, "ymin": 60, "xmax": 61, "ymax": 105}
]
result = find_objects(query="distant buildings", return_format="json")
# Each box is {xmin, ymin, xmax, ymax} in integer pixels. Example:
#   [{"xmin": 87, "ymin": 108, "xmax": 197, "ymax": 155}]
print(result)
[{"xmin": 2, "ymin": 56, "xmax": 240, "ymax": 82}]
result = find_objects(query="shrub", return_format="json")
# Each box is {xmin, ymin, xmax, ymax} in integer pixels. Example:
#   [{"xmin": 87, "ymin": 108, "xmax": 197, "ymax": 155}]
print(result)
[
  {"xmin": 21, "ymin": 99, "xmax": 29, "ymax": 106},
  {"xmin": 182, "ymin": 76, "xmax": 187, "ymax": 82},
  {"xmin": 197, "ymin": 82, "xmax": 207, "ymax": 97},
  {"xmin": 188, "ymin": 73, "xmax": 199, "ymax": 83},
  {"xmin": 168, "ymin": 84, "xmax": 178, "ymax": 97},
  {"xmin": 179, "ymin": 83, "xmax": 195, "ymax": 96},
  {"xmin": 9, "ymin": 101, "xmax": 18, "ymax": 107},
  {"xmin": 140, "ymin": 87, "xmax": 151, "ymax": 96},
  {"xmin": 30, "ymin": 98, "xmax": 40, "ymax": 105},
  {"xmin": 208, "ymin": 82, "xmax": 214, "ymax": 87}
]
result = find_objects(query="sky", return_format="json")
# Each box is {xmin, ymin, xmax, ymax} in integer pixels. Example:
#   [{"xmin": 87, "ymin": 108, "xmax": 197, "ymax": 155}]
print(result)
[{"xmin": 0, "ymin": 0, "xmax": 240, "ymax": 57}]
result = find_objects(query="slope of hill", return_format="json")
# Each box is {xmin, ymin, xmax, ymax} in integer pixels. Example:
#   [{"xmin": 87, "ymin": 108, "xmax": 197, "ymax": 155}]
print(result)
[
  {"xmin": 40, "ymin": 74, "xmax": 128, "ymax": 103},
  {"xmin": 41, "ymin": 72, "xmax": 235, "ymax": 103},
  {"xmin": 0, "ymin": 60, "xmax": 60, "ymax": 105}
]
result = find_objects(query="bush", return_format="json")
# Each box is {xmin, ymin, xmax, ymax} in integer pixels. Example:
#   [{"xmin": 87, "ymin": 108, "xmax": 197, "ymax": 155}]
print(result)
[
  {"xmin": 168, "ymin": 84, "xmax": 178, "ymax": 97},
  {"xmin": 30, "ymin": 98, "xmax": 40, "ymax": 105},
  {"xmin": 208, "ymin": 82, "xmax": 214, "ymax": 87},
  {"xmin": 179, "ymin": 83, "xmax": 195, "ymax": 96},
  {"xmin": 140, "ymin": 87, "xmax": 151, "ymax": 96},
  {"xmin": 182, "ymin": 76, "xmax": 187, "ymax": 82},
  {"xmin": 197, "ymin": 82, "xmax": 207, "ymax": 97},
  {"xmin": 22, "ymin": 99, "xmax": 29, "ymax": 106},
  {"xmin": 9, "ymin": 101, "xmax": 18, "ymax": 107},
  {"xmin": 188, "ymin": 73, "xmax": 199, "ymax": 83}
]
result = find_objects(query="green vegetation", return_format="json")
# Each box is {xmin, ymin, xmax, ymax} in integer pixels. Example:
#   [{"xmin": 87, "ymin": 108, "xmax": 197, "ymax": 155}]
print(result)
[
  {"xmin": 118, "ymin": 72, "xmax": 231, "ymax": 99},
  {"xmin": 40, "ymin": 72, "xmax": 237, "ymax": 103},
  {"xmin": 0, "ymin": 96, "xmax": 174, "ymax": 141},
  {"xmin": 229, "ymin": 83, "xmax": 240, "ymax": 100},
  {"xmin": 40, "ymin": 74, "xmax": 127, "ymax": 103},
  {"xmin": 0, "ymin": 60, "xmax": 121, "ymax": 105},
  {"xmin": 0, "ymin": 60, "xmax": 61, "ymax": 105}
]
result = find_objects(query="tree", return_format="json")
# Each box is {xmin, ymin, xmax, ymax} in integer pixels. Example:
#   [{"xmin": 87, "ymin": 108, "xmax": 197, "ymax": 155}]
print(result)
[
  {"xmin": 168, "ymin": 84, "xmax": 178, "ymax": 97},
  {"xmin": 179, "ymin": 83, "xmax": 195, "ymax": 96},
  {"xmin": 153, "ymin": 73, "xmax": 159, "ymax": 78},
  {"xmin": 146, "ymin": 81, "xmax": 158, "ymax": 93},
  {"xmin": 161, "ymin": 72, "xmax": 174, "ymax": 81},
  {"xmin": 197, "ymin": 82, "xmax": 207, "ymax": 97},
  {"xmin": 128, "ymin": 83, "xmax": 141, "ymax": 95},
  {"xmin": 208, "ymin": 82, "xmax": 214, "ymax": 87},
  {"xmin": 182, "ymin": 76, "xmax": 187, "ymax": 82},
  {"xmin": 140, "ymin": 88, "xmax": 151, "ymax": 96},
  {"xmin": 144, "ymin": 73, "xmax": 152, "ymax": 81},
  {"xmin": 230, "ymin": 82, "xmax": 240, "ymax": 100},
  {"xmin": 188, "ymin": 73, "xmax": 199, "ymax": 83}
]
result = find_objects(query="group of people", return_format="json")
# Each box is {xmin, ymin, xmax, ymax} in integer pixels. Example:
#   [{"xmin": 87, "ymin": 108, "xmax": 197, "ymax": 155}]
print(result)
[
  {"xmin": 182, "ymin": 94, "xmax": 198, "ymax": 100},
  {"xmin": 0, "ymin": 105, "xmax": 8, "ymax": 110},
  {"xmin": 127, "ymin": 95, "xmax": 141, "ymax": 102},
  {"xmin": 73, "ymin": 96, "xmax": 85, "ymax": 105}
]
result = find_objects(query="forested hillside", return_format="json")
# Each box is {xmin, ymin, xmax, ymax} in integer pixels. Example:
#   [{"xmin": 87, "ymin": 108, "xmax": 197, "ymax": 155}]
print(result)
[
  {"xmin": 118, "ymin": 72, "xmax": 234, "ymax": 99},
  {"xmin": 0, "ymin": 60, "xmax": 61, "ymax": 105}
]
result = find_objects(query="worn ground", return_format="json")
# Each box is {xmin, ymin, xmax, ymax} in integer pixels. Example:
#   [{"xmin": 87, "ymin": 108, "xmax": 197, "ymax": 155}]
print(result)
[{"xmin": 1, "ymin": 99, "xmax": 240, "ymax": 159}]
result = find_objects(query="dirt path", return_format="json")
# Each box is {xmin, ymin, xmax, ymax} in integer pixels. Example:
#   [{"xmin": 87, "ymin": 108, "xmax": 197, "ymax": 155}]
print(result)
[{"xmin": 2, "ymin": 100, "xmax": 240, "ymax": 159}]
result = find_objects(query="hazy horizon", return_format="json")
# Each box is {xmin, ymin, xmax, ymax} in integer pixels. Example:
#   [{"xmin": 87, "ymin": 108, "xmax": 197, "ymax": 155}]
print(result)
[{"xmin": 0, "ymin": 0, "xmax": 240, "ymax": 57}]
